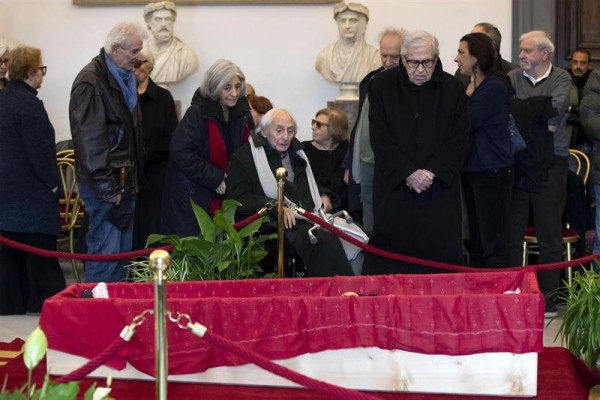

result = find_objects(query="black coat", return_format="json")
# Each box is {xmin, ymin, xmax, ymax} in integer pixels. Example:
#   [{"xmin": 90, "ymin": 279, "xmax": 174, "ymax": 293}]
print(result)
[
  {"xmin": 364, "ymin": 61, "xmax": 470, "ymax": 274},
  {"xmin": 160, "ymin": 94, "xmax": 251, "ymax": 237},
  {"xmin": 0, "ymin": 80, "xmax": 61, "ymax": 235},
  {"xmin": 132, "ymin": 79, "xmax": 178, "ymax": 249},
  {"xmin": 510, "ymin": 96, "xmax": 557, "ymax": 193},
  {"xmin": 226, "ymin": 132, "xmax": 352, "ymax": 277}
]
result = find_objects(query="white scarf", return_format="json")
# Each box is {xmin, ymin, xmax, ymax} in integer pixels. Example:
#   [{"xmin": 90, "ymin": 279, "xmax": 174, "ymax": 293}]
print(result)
[{"xmin": 249, "ymin": 136, "xmax": 367, "ymax": 261}]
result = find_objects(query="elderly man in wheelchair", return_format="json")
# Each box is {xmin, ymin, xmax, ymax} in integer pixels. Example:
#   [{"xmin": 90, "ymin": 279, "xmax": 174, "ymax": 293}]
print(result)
[{"xmin": 226, "ymin": 108, "xmax": 367, "ymax": 277}]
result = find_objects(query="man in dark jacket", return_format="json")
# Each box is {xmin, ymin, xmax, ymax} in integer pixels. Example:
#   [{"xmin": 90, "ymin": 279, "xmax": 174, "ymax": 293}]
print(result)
[
  {"xmin": 69, "ymin": 22, "xmax": 146, "ymax": 283},
  {"xmin": 567, "ymin": 47, "xmax": 592, "ymax": 152},
  {"xmin": 363, "ymin": 30, "xmax": 470, "ymax": 274}
]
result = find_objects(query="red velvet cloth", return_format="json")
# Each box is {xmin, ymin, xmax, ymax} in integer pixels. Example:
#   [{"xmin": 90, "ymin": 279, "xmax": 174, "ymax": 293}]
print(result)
[
  {"xmin": 40, "ymin": 271, "xmax": 543, "ymax": 378},
  {"xmin": 0, "ymin": 340, "xmax": 598, "ymax": 400}
]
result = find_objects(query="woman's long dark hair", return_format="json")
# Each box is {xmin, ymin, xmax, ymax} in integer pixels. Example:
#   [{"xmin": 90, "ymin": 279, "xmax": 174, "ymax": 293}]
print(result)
[{"xmin": 459, "ymin": 32, "xmax": 497, "ymax": 77}]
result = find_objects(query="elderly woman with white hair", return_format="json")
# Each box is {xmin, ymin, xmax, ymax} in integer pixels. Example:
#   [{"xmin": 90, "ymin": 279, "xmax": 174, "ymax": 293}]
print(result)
[
  {"xmin": 131, "ymin": 48, "xmax": 178, "ymax": 249},
  {"xmin": 160, "ymin": 59, "xmax": 252, "ymax": 237},
  {"xmin": 226, "ymin": 108, "xmax": 355, "ymax": 277}
]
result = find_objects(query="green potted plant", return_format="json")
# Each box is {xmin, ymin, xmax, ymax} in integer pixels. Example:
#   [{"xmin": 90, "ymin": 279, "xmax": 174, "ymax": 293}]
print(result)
[
  {"xmin": 130, "ymin": 199, "xmax": 276, "ymax": 282},
  {"xmin": 554, "ymin": 265, "xmax": 600, "ymax": 370},
  {"xmin": 0, "ymin": 327, "xmax": 112, "ymax": 400}
]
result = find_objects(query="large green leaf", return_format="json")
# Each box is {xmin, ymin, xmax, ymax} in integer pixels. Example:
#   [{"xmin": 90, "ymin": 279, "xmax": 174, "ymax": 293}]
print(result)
[
  {"xmin": 217, "ymin": 199, "xmax": 242, "ymax": 225},
  {"xmin": 145, "ymin": 233, "xmax": 181, "ymax": 247},
  {"xmin": 191, "ymin": 199, "xmax": 216, "ymax": 243}
]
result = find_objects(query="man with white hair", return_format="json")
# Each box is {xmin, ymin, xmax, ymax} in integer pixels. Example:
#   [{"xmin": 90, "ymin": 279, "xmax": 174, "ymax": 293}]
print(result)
[
  {"xmin": 69, "ymin": 22, "xmax": 146, "ymax": 283},
  {"xmin": 507, "ymin": 30, "xmax": 571, "ymax": 317},
  {"xmin": 363, "ymin": 30, "xmax": 470, "ymax": 275},
  {"xmin": 143, "ymin": 1, "xmax": 198, "ymax": 86}
]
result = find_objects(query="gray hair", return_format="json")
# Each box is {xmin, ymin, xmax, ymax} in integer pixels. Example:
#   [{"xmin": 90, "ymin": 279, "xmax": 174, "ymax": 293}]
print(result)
[
  {"xmin": 519, "ymin": 30, "xmax": 555, "ymax": 55},
  {"xmin": 473, "ymin": 22, "xmax": 502, "ymax": 52},
  {"xmin": 104, "ymin": 22, "xmax": 147, "ymax": 55},
  {"xmin": 379, "ymin": 26, "xmax": 407, "ymax": 43},
  {"xmin": 259, "ymin": 108, "xmax": 298, "ymax": 136},
  {"xmin": 401, "ymin": 30, "xmax": 439, "ymax": 57},
  {"xmin": 199, "ymin": 59, "xmax": 246, "ymax": 101}
]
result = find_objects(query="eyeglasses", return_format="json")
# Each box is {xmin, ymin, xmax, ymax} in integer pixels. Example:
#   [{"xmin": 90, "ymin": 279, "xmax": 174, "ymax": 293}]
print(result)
[
  {"xmin": 37, "ymin": 66, "xmax": 47, "ymax": 76},
  {"xmin": 311, "ymin": 119, "xmax": 329, "ymax": 129},
  {"xmin": 404, "ymin": 57, "xmax": 437, "ymax": 69},
  {"xmin": 0, "ymin": 59, "xmax": 8, "ymax": 66}
]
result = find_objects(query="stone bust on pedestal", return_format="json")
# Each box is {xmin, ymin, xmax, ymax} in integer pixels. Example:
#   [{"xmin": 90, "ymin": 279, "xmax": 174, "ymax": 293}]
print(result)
[
  {"xmin": 315, "ymin": 2, "xmax": 380, "ymax": 100},
  {"xmin": 143, "ymin": 1, "xmax": 199, "ymax": 87}
]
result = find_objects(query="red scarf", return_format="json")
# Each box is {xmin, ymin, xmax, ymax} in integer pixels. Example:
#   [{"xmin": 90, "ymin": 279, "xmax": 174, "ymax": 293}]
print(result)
[{"xmin": 208, "ymin": 120, "xmax": 249, "ymax": 213}]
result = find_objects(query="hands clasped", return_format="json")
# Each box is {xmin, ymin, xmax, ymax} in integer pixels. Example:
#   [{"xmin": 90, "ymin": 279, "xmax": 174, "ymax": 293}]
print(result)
[{"xmin": 406, "ymin": 169, "xmax": 435, "ymax": 194}]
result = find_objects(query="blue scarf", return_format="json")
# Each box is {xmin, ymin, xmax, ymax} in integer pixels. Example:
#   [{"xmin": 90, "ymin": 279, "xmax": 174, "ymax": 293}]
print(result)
[{"xmin": 105, "ymin": 54, "xmax": 138, "ymax": 113}]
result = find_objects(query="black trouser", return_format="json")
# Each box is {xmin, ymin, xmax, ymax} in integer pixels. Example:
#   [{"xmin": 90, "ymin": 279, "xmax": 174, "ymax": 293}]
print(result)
[
  {"xmin": 0, "ymin": 231, "xmax": 66, "ymax": 314},
  {"xmin": 463, "ymin": 166, "xmax": 514, "ymax": 268},
  {"xmin": 508, "ymin": 156, "xmax": 569, "ymax": 297}
]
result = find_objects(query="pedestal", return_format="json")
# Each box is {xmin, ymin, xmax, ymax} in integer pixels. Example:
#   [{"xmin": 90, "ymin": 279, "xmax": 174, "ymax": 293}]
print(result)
[{"xmin": 327, "ymin": 99, "xmax": 359, "ymax": 130}]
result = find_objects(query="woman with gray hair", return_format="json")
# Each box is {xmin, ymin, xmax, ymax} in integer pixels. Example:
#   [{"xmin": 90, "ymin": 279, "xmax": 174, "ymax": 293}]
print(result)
[{"xmin": 160, "ymin": 59, "xmax": 252, "ymax": 236}]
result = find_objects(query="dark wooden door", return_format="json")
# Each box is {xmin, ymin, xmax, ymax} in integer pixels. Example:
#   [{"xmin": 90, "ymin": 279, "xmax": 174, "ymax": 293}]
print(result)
[{"xmin": 556, "ymin": 0, "xmax": 600, "ymax": 66}]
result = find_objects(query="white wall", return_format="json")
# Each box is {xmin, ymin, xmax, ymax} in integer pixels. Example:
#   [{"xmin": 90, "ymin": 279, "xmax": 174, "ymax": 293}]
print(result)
[{"xmin": 0, "ymin": 0, "xmax": 511, "ymax": 142}]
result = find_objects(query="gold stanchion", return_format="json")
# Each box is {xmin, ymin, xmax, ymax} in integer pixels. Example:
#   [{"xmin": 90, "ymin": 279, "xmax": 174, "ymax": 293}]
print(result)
[
  {"xmin": 149, "ymin": 249, "xmax": 171, "ymax": 400},
  {"xmin": 276, "ymin": 167, "xmax": 288, "ymax": 278}
]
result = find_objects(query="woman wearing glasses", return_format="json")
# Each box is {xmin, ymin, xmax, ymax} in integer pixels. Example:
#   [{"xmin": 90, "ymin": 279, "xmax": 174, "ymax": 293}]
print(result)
[
  {"xmin": 0, "ymin": 46, "xmax": 66, "ymax": 314},
  {"xmin": 302, "ymin": 107, "xmax": 350, "ymax": 212},
  {"xmin": 454, "ymin": 32, "xmax": 514, "ymax": 268}
]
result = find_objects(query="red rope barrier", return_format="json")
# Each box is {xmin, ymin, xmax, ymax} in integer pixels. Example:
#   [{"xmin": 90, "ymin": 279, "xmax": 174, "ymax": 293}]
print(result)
[
  {"xmin": 55, "ymin": 336, "xmax": 128, "ymax": 383},
  {"xmin": 0, "ymin": 211, "xmax": 262, "ymax": 262},
  {"xmin": 232, "ymin": 212, "xmax": 261, "ymax": 230},
  {"xmin": 0, "ymin": 207, "xmax": 597, "ymax": 274},
  {"xmin": 0, "ymin": 235, "xmax": 172, "ymax": 261},
  {"xmin": 201, "ymin": 329, "xmax": 382, "ymax": 400},
  {"xmin": 299, "ymin": 209, "xmax": 600, "ymax": 274}
]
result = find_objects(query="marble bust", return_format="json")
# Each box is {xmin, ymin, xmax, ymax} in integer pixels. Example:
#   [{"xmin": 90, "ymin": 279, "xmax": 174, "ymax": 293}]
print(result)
[
  {"xmin": 143, "ymin": 1, "xmax": 199, "ymax": 87},
  {"xmin": 315, "ymin": 2, "xmax": 380, "ymax": 100}
]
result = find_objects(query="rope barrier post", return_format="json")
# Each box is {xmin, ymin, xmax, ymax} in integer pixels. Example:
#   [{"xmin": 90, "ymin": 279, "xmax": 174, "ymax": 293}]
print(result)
[
  {"xmin": 149, "ymin": 249, "xmax": 171, "ymax": 400},
  {"xmin": 276, "ymin": 167, "xmax": 288, "ymax": 278}
]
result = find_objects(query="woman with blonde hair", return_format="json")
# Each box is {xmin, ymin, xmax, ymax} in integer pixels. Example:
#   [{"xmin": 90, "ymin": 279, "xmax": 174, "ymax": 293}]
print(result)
[{"xmin": 302, "ymin": 106, "xmax": 350, "ymax": 211}]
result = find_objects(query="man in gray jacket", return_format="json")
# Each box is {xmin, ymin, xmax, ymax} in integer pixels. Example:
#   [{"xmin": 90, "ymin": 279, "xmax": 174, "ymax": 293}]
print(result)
[
  {"xmin": 507, "ymin": 30, "xmax": 571, "ymax": 317},
  {"xmin": 69, "ymin": 22, "xmax": 145, "ymax": 283}
]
